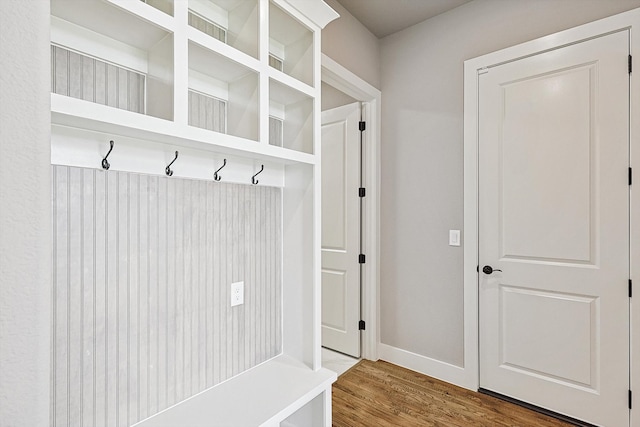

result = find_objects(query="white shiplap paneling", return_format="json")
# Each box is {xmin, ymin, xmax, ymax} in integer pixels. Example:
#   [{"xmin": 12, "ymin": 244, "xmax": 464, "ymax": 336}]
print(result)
[
  {"xmin": 52, "ymin": 165, "xmax": 282, "ymax": 427},
  {"xmin": 51, "ymin": 45, "xmax": 146, "ymax": 114}
]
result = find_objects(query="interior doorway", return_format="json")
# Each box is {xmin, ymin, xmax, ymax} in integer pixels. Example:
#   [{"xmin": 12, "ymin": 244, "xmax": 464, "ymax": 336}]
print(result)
[{"xmin": 320, "ymin": 55, "xmax": 381, "ymax": 363}]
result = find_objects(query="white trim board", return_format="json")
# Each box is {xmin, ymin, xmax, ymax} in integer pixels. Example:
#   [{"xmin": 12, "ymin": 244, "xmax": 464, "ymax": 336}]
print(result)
[
  {"xmin": 463, "ymin": 7, "xmax": 640, "ymax": 406},
  {"xmin": 378, "ymin": 344, "xmax": 469, "ymax": 386},
  {"xmin": 321, "ymin": 54, "xmax": 381, "ymax": 361}
]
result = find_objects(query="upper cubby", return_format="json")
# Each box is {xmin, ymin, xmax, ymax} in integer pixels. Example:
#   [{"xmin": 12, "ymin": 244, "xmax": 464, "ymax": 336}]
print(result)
[
  {"xmin": 188, "ymin": 40, "xmax": 259, "ymax": 142},
  {"xmin": 188, "ymin": 0, "xmax": 259, "ymax": 59},
  {"xmin": 269, "ymin": 1, "xmax": 314, "ymax": 87},
  {"xmin": 269, "ymin": 78, "xmax": 314, "ymax": 154},
  {"xmin": 50, "ymin": 0, "xmax": 175, "ymax": 121}
]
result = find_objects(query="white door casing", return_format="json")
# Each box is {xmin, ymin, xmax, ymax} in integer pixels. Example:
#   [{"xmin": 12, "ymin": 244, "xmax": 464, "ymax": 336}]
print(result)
[
  {"xmin": 478, "ymin": 30, "xmax": 629, "ymax": 427},
  {"xmin": 321, "ymin": 102, "xmax": 361, "ymax": 357}
]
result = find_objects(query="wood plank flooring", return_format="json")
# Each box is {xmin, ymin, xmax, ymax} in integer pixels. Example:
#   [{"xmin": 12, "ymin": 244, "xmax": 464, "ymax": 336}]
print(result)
[{"xmin": 332, "ymin": 360, "xmax": 573, "ymax": 427}]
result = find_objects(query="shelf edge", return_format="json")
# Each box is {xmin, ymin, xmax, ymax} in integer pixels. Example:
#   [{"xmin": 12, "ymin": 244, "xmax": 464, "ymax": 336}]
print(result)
[
  {"xmin": 187, "ymin": 27, "xmax": 261, "ymax": 73},
  {"xmin": 105, "ymin": 0, "xmax": 176, "ymax": 32},
  {"xmin": 51, "ymin": 94, "xmax": 316, "ymax": 165}
]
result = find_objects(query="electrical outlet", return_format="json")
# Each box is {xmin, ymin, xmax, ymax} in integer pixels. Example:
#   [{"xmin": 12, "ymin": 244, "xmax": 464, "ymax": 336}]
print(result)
[
  {"xmin": 449, "ymin": 230, "xmax": 461, "ymax": 246},
  {"xmin": 231, "ymin": 281, "xmax": 244, "ymax": 307}
]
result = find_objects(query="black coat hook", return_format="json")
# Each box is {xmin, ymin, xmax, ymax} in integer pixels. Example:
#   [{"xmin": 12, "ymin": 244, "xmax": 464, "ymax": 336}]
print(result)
[
  {"xmin": 165, "ymin": 151, "xmax": 178, "ymax": 176},
  {"xmin": 102, "ymin": 140, "xmax": 114, "ymax": 170},
  {"xmin": 214, "ymin": 159, "xmax": 227, "ymax": 182},
  {"xmin": 251, "ymin": 164, "xmax": 264, "ymax": 185}
]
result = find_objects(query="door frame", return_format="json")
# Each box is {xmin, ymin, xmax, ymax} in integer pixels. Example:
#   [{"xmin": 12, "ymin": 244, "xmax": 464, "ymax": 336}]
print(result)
[
  {"xmin": 462, "ymin": 8, "xmax": 640, "ymax": 409},
  {"xmin": 321, "ymin": 54, "xmax": 381, "ymax": 361}
]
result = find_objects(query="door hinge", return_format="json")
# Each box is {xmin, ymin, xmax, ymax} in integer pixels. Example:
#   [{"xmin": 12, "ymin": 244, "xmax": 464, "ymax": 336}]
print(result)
[
  {"xmin": 359, "ymin": 187, "xmax": 366, "ymax": 197},
  {"xmin": 359, "ymin": 320, "xmax": 366, "ymax": 330},
  {"xmin": 359, "ymin": 121, "xmax": 366, "ymax": 132},
  {"xmin": 630, "ymin": 279, "xmax": 633, "ymax": 298},
  {"xmin": 359, "ymin": 254, "xmax": 366, "ymax": 264},
  {"xmin": 630, "ymin": 167, "xmax": 633, "ymax": 185},
  {"xmin": 630, "ymin": 390, "xmax": 633, "ymax": 409},
  {"xmin": 629, "ymin": 55, "xmax": 633, "ymax": 74}
]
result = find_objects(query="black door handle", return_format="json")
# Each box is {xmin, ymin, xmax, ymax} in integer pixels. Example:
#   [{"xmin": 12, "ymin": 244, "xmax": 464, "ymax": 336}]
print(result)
[{"xmin": 482, "ymin": 265, "xmax": 502, "ymax": 275}]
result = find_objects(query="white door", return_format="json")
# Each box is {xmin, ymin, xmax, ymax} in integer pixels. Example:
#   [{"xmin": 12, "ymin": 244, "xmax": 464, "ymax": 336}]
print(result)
[
  {"xmin": 321, "ymin": 102, "xmax": 361, "ymax": 357},
  {"xmin": 478, "ymin": 31, "xmax": 629, "ymax": 426}
]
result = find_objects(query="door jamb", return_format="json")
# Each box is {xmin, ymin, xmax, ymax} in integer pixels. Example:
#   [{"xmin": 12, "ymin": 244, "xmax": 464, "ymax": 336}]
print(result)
[
  {"xmin": 463, "ymin": 8, "xmax": 640, "ymax": 395},
  {"xmin": 321, "ymin": 54, "xmax": 381, "ymax": 361}
]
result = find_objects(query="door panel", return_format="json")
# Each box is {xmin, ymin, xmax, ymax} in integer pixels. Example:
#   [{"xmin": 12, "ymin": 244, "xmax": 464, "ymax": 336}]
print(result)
[
  {"xmin": 501, "ymin": 65, "xmax": 594, "ymax": 263},
  {"xmin": 479, "ymin": 31, "xmax": 629, "ymax": 426},
  {"xmin": 322, "ymin": 118, "xmax": 347, "ymax": 251},
  {"xmin": 321, "ymin": 269, "xmax": 347, "ymax": 330},
  {"xmin": 321, "ymin": 102, "xmax": 361, "ymax": 357},
  {"xmin": 500, "ymin": 286, "xmax": 597, "ymax": 387}
]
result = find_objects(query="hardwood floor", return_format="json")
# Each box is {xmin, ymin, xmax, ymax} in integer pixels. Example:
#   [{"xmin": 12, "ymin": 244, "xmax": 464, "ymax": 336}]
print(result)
[{"xmin": 332, "ymin": 360, "xmax": 573, "ymax": 427}]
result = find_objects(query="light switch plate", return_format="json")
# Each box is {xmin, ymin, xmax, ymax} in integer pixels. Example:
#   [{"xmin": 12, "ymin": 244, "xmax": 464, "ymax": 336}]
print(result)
[
  {"xmin": 449, "ymin": 230, "xmax": 461, "ymax": 246},
  {"xmin": 231, "ymin": 281, "xmax": 244, "ymax": 307}
]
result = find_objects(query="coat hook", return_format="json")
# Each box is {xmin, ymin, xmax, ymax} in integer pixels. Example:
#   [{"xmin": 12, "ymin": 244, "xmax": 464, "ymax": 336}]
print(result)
[
  {"xmin": 165, "ymin": 151, "xmax": 178, "ymax": 177},
  {"xmin": 214, "ymin": 159, "xmax": 227, "ymax": 182},
  {"xmin": 251, "ymin": 164, "xmax": 264, "ymax": 185},
  {"xmin": 102, "ymin": 140, "xmax": 114, "ymax": 170}
]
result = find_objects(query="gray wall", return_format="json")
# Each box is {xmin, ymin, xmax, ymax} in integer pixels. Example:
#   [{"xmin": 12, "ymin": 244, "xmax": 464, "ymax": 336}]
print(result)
[
  {"xmin": 321, "ymin": 0, "xmax": 381, "ymax": 89},
  {"xmin": 379, "ymin": 0, "xmax": 640, "ymax": 367},
  {"xmin": 0, "ymin": 1, "xmax": 52, "ymax": 426}
]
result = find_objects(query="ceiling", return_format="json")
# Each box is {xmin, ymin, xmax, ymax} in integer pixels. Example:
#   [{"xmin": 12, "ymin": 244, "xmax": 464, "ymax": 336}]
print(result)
[{"xmin": 336, "ymin": 0, "xmax": 473, "ymax": 38}]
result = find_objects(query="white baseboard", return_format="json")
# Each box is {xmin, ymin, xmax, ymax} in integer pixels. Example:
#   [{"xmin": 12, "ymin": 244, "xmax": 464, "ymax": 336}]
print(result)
[{"xmin": 378, "ymin": 343, "xmax": 476, "ymax": 391}]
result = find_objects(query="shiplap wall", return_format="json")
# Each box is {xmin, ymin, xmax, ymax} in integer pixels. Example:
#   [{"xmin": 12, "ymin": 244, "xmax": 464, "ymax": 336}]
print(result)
[
  {"xmin": 188, "ymin": 90, "xmax": 227, "ymax": 134},
  {"xmin": 188, "ymin": 11, "xmax": 227, "ymax": 43},
  {"xmin": 51, "ymin": 45, "xmax": 146, "ymax": 114},
  {"xmin": 51, "ymin": 165, "xmax": 282, "ymax": 427}
]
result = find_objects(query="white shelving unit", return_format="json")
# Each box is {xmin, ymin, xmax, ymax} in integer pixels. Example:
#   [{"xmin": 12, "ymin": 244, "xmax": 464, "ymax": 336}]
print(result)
[{"xmin": 49, "ymin": 0, "xmax": 339, "ymax": 425}]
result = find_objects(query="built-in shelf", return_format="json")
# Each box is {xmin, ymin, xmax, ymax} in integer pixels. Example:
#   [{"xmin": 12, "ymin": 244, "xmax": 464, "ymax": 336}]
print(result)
[
  {"xmin": 269, "ymin": 67, "xmax": 315, "ymax": 98},
  {"xmin": 52, "ymin": 93, "xmax": 316, "ymax": 165},
  {"xmin": 187, "ymin": 25, "xmax": 261, "ymax": 72},
  {"xmin": 132, "ymin": 355, "xmax": 336, "ymax": 427}
]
